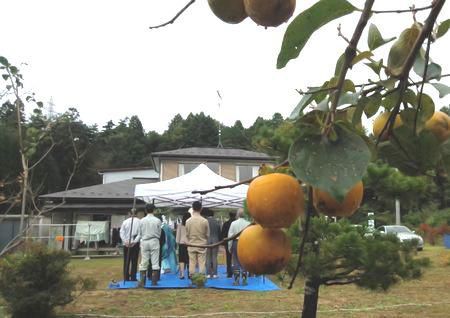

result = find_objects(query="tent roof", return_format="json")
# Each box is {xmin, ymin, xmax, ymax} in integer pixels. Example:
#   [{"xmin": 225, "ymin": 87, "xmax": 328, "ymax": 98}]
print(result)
[{"xmin": 134, "ymin": 164, "xmax": 248, "ymax": 208}]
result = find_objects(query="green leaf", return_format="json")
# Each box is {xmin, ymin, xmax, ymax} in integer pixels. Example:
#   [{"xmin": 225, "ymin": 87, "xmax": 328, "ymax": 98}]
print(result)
[
  {"xmin": 338, "ymin": 92, "xmax": 359, "ymax": 106},
  {"xmin": 413, "ymin": 55, "xmax": 442, "ymax": 81},
  {"xmin": 363, "ymin": 93, "xmax": 382, "ymax": 118},
  {"xmin": 387, "ymin": 24, "xmax": 421, "ymax": 77},
  {"xmin": 351, "ymin": 51, "xmax": 373, "ymax": 66},
  {"xmin": 352, "ymin": 102, "xmax": 364, "ymax": 126},
  {"xmin": 402, "ymin": 89, "xmax": 417, "ymax": 107},
  {"xmin": 343, "ymin": 79, "xmax": 356, "ymax": 93},
  {"xmin": 0, "ymin": 56, "xmax": 8, "ymax": 66},
  {"xmin": 378, "ymin": 127, "xmax": 441, "ymax": 175},
  {"xmin": 9, "ymin": 66, "xmax": 18, "ymax": 75},
  {"xmin": 368, "ymin": 24, "xmax": 396, "ymax": 51},
  {"xmin": 277, "ymin": 0, "xmax": 356, "ymax": 69},
  {"xmin": 334, "ymin": 53, "xmax": 345, "ymax": 77},
  {"xmin": 431, "ymin": 83, "xmax": 450, "ymax": 98},
  {"xmin": 399, "ymin": 95, "xmax": 434, "ymax": 131},
  {"xmin": 379, "ymin": 77, "xmax": 397, "ymax": 90},
  {"xmin": 289, "ymin": 123, "xmax": 371, "ymax": 201},
  {"xmin": 437, "ymin": 19, "xmax": 450, "ymax": 38},
  {"xmin": 289, "ymin": 89, "xmax": 318, "ymax": 119},
  {"xmin": 416, "ymin": 93, "xmax": 435, "ymax": 120},
  {"xmin": 382, "ymin": 90, "xmax": 401, "ymax": 110},
  {"xmin": 365, "ymin": 59, "xmax": 383, "ymax": 75},
  {"xmin": 1, "ymin": 74, "xmax": 9, "ymax": 81}
]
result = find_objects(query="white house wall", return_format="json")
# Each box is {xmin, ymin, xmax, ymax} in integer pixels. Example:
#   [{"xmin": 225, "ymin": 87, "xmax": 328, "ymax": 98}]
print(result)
[{"xmin": 102, "ymin": 169, "xmax": 159, "ymax": 184}]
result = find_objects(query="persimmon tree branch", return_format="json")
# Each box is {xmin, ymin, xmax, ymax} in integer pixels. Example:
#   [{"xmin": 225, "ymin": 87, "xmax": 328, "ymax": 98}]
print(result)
[
  {"xmin": 324, "ymin": 0, "xmax": 375, "ymax": 133},
  {"xmin": 363, "ymin": 4, "xmax": 434, "ymax": 14},
  {"xmin": 184, "ymin": 225, "xmax": 250, "ymax": 249},
  {"xmin": 414, "ymin": 34, "xmax": 432, "ymax": 135},
  {"xmin": 288, "ymin": 186, "xmax": 313, "ymax": 289},
  {"xmin": 149, "ymin": 0, "xmax": 196, "ymax": 29},
  {"xmin": 295, "ymin": 74, "xmax": 450, "ymax": 96}
]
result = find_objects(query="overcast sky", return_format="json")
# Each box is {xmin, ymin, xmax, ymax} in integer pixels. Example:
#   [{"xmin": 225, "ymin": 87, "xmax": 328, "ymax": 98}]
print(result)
[{"xmin": 1, "ymin": 0, "xmax": 449, "ymax": 133}]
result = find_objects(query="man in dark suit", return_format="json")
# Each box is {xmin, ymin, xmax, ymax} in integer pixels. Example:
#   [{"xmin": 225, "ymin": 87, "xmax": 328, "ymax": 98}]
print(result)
[{"xmin": 221, "ymin": 211, "xmax": 236, "ymax": 278}]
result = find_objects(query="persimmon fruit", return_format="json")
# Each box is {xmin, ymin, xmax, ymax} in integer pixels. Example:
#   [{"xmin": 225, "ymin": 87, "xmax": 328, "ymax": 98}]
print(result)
[
  {"xmin": 243, "ymin": 0, "xmax": 296, "ymax": 27},
  {"xmin": 237, "ymin": 224, "xmax": 291, "ymax": 274},
  {"xmin": 208, "ymin": 0, "xmax": 248, "ymax": 24},
  {"xmin": 246, "ymin": 173, "xmax": 304, "ymax": 228},
  {"xmin": 313, "ymin": 181, "xmax": 364, "ymax": 217},
  {"xmin": 424, "ymin": 111, "xmax": 450, "ymax": 142},
  {"xmin": 373, "ymin": 112, "xmax": 402, "ymax": 141}
]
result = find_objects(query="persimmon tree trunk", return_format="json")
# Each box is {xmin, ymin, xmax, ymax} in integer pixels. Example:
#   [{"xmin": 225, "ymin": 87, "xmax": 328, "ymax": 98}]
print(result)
[{"xmin": 301, "ymin": 277, "xmax": 320, "ymax": 318}]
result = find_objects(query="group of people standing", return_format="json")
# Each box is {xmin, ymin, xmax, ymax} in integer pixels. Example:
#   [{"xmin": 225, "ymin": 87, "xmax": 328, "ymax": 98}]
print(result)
[{"xmin": 120, "ymin": 201, "xmax": 250, "ymax": 287}]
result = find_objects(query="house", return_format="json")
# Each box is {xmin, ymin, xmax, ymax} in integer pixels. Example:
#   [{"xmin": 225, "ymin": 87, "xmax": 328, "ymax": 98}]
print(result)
[
  {"xmin": 152, "ymin": 147, "xmax": 276, "ymax": 182},
  {"xmin": 37, "ymin": 147, "xmax": 276, "ymax": 252}
]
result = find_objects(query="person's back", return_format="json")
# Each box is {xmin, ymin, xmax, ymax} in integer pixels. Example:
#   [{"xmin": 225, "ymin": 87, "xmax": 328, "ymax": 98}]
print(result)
[
  {"xmin": 140, "ymin": 214, "xmax": 161, "ymax": 241},
  {"xmin": 221, "ymin": 217, "xmax": 234, "ymax": 241},
  {"xmin": 207, "ymin": 216, "xmax": 221, "ymax": 244},
  {"xmin": 120, "ymin": 213, "xmax": 141, "ymax": 281},
  {"xmin": 228, "ymin": 217, "xmax": 251, "ymax": 248},
  {"xmin": 221, "ymin": 212, "xmax": 236, "ymax": 278},
  {"xmin": 228, "ymin": 208, "xmax": 250, "ymax": 285},
  {"xmin": 185, "ymin": 201, "xmax": 209, "ymax": 277},
  {"xmin": 186, "ymin": 213, "xmax": 209, "ymax": 247},
  {"xmin": 205, "ymin": 209, "xmax": 221, "ymax": 277},
  {"xmin": 138, "ymin": 204, "xmax": 162, "ymax": 287}
]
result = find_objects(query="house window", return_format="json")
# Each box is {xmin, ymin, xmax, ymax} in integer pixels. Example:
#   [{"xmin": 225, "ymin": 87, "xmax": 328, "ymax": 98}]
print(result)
[
  {"xmin": 179, "ymin": 163, "xmax": 199, "ymax": 175},
  {"xmin": 236, "ymin": 165, "xmax": 259, "ymax": 182},
  {"xmin": 179, "ymin": 162, "xmax": 220, "ymax": 175}
]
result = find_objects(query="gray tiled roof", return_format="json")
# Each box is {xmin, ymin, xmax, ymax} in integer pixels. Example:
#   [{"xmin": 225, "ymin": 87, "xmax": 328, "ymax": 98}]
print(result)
[
  {"xmin": 152, "ymin": 147, "xmax": 275, "ymax": 160},
  {"xmin": 39, "ymin": 178, "xmax": 156, "ymax": 200}
]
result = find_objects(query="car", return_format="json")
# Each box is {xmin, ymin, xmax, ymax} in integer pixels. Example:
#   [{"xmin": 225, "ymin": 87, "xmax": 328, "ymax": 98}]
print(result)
[{"xmin": 376, "ymin": 225, "xmax": 424, "ymax": 251}]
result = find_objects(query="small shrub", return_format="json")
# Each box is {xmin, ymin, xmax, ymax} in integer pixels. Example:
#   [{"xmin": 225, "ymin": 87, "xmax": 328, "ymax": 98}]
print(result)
[
  {"xmin": 0, "ymin": 242, "xmax": 94, "ymax": 318},
  {"xmin": 190, "ymin": 273, "xmax": 206, "ymax": 288}
]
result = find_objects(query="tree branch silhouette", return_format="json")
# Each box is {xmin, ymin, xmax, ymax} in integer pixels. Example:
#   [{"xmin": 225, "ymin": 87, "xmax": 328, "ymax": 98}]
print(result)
[{"xmin": 149, "ymin": 0, "xmax": 196, "ymax": 29}]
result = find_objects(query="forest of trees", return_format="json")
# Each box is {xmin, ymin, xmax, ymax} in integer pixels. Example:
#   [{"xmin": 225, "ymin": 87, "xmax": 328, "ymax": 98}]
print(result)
[
  {"xmin": 0, "ymin": 101, "xmax": 297, "ymax": 194},
  {"xmin": 0, "ymin": 100, "xmax": 449, "ymax": 222}
]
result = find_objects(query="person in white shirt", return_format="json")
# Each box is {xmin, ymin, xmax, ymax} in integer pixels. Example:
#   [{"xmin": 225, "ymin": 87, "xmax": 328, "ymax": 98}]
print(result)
[
  {"xmin": 138, "ymin": 203, "xmax": 162, "ymax": 287},
  {"xmin": 119, "ymin": 210, "xmax": 141, "ymax": 281},
  {"xmin": 228, "ymin": 208, "xmax": 250, "ymax": 286}
]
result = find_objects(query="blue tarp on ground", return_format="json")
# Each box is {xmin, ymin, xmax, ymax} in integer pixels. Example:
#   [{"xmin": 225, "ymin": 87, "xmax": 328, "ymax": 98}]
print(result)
[{"xmin": 109, "ymin": 265, "xmax": 280, "ymax": 291}]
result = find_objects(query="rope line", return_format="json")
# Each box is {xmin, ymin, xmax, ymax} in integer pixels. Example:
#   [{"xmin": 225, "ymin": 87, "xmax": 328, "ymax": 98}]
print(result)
[{"xmin": 62, "ymin": 301, "xmax": 450, "ymax": 317}]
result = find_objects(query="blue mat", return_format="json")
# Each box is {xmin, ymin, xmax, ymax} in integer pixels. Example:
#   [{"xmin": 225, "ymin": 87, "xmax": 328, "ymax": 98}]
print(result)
[{"xmin": 109, "ymin": 265, "xmax": 280, "ymax": 291}]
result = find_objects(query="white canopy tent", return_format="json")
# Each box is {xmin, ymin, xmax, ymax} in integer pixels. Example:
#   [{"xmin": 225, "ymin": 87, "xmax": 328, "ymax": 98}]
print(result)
[{"xmin": 134, "ymin": 164, "xmax": 248, "ymax": 208}]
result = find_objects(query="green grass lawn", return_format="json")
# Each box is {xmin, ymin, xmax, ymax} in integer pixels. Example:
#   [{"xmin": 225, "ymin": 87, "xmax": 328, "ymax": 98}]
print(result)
[{"xmin": 54, "ymin": 245, "xmax": 450, "ymax": 317}]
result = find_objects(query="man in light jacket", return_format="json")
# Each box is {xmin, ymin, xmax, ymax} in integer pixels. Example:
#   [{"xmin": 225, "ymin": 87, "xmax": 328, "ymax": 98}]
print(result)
[
  {"xmin": 186, "ymin": 201, "xmax": 209, "ymax": 278},
  {"xmin": 138, "ymin": 204, "xmax": 162, "ymax": 287},
  {"xmin": 228, "ymin": 208, "xmax": 250, "ymax": 285}
]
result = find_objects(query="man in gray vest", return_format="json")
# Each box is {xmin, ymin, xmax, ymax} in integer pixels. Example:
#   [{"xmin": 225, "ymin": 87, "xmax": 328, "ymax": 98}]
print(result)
[{"xmin": 138, "ymin": 203, "xmax": 162, "ymax": 287}]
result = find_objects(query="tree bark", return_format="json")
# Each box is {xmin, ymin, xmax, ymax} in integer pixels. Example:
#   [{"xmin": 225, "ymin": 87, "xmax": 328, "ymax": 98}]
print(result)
[{"xmin": 301, "ymin": 277, "xmax": 320, "ymax": 318}]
